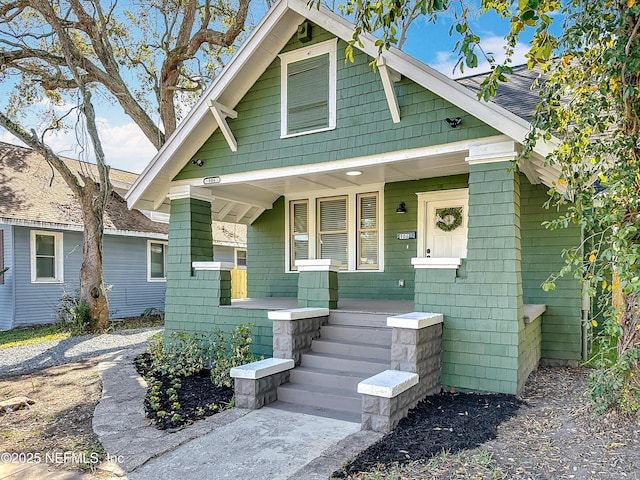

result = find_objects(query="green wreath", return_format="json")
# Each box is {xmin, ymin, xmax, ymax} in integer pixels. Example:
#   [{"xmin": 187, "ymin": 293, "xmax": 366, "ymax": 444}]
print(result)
[{"xmin": 436, "ymin": 207, "xmax": 463, "ymax": 232}]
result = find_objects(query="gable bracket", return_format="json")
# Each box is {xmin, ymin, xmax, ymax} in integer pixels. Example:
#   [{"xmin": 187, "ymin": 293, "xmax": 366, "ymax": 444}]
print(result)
[
  {"xmin": 208, "ymin": 100, "xmax": 238, "ymax": 152},
  {"xmin": 377, "ymin": 56, "xmax": 401, "ymax": 124}
]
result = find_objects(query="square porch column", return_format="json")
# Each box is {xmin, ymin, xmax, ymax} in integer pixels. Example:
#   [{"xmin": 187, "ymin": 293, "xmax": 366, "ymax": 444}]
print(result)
[{"xmin": 295, "ymin": 259, "xmax": 340, "ymax": 309}]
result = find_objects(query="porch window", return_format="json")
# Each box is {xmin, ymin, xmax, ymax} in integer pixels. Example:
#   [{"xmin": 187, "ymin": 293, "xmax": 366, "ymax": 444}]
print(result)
[
  {"xmin": 317, "ymin": 196, "xmax": 348, "ymax": 266},
  {"xmin": 286, "ymin": 187, "xmax": 383, "ymax": 272},
  {"xmin": 30, "ymin": 230, "xmax": 64, "ymax": 283},
  {"xmin": 280, "ymin": 39, "xmax": 337, "ymax": 138},
  {"xmin": 357, "ymin": 193, "xmax": 379, "ymax": 269},
  {"xmin": 148, "ymin": 241, "xmax": 167, "ymax": 281},
  {"xmin": 290, "ymin": 200, "xmax": 309, "ymax": 270},
  {"xmin": 235, "ymin": 248, "xmax": 247, "ymax": 269}
]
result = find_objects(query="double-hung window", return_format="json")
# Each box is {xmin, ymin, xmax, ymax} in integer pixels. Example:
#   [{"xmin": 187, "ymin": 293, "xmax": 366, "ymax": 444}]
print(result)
[
  {"xmin": 280, "ymin": 38, "xmax": 337, "ymax": 137},
  {"xmin": 288, "ymin": 188, "xmax": 382, "ymax": 271},
  {"xmin": 30, "ymin": 230, "xmax": 64, "ymax": 283},
  {"xmin": 148, "ymin": 241, "xmax": 168, "ymax": 281}
]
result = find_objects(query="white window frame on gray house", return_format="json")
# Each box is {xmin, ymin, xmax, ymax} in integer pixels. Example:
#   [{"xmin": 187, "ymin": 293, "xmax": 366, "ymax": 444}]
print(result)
[
  {"xmin": 234, "ymin": 248, "xmax": 247, "ymax": 270},
  {"xmin": 30, "ymin": 230, "xmax": 64, "ymax": 283},
  {"xmin": 279, "ymin": 38, "xmax": 337, "ymax": 138},
  {"xmin": 286, "ymin": 185, "xmax": 384, "ymax": 272},
  {"xmin": 147, "ymin": 240, "xmax": 168, "ymax": 282}
]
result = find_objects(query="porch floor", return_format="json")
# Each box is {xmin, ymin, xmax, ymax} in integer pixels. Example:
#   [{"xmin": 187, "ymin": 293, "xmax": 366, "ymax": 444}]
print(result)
[{"xmin": 228, "ymin": 297, "xmax": 414, "ymax": 315}]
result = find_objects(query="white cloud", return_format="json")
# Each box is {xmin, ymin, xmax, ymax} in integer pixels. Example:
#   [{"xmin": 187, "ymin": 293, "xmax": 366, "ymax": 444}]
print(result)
[
  {"xmin": 430, "ymin": 35, "xmax": 530, "ymax": 78},
  {"xmin": 0, "ymin": 116, "xmax": 157, "ymax": 174}
]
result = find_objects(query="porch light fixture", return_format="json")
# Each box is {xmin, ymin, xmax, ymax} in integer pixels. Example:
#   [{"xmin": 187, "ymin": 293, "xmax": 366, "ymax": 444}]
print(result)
[
  {"xmin": 192, "ymin": 159, "xmax": 204, "ymax": 167},
  {"xmin": 445, "ymin": 117, "xmax": 462, "ymax": 128},
  {"xmin": 396, "ymin": 202, "xmax": 407, "ymax": 214},
  {"xmin": 346, "ymin": 170, "xmax": 362, "ymax": 176}
]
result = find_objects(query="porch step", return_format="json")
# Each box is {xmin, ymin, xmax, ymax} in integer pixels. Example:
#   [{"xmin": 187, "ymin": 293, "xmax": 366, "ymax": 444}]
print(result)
[
  {"xmin": 311, "ymin": 338, "xmax": 391, "ymax": 361},
  {"xmin": 300, "ymin": 351, "xmax": 389, "ymax": 375},
  {"xmin": 289, "ymin": 365, "xmax": 373, "ymax": 390},
  {"xmin": 327, "ymin": 311, "xmax": 390, "ymax": 328},
  {"xmin": 276, "ymin": 382, "xmax": 362, "ymax": 414},
  {"xmin": 319, "ymin": 324, "xmax": 392, "ymax": 346}
]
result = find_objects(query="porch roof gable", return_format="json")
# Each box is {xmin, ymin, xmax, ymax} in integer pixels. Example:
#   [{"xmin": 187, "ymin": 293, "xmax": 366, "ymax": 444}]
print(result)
[{"xmin": 125, "ymin": 0, "xmax": 559, "ymax": 216}]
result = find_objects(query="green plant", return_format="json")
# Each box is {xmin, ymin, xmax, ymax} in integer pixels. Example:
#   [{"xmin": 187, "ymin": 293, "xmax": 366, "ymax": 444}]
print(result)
[
  {"xmin": 204, "ymin": 324, "xmax": 259, "ymax": 387},
  {"xmin": 146, "ymin": 332, "xmax": 205, "ymax": 377},
  {"xmin": 589, "ymin": 347, "xmax": 640, "ymax": 414},
  {"xmin": 57, "ymin": 290, "xmax": 96, "ymax": 335}
]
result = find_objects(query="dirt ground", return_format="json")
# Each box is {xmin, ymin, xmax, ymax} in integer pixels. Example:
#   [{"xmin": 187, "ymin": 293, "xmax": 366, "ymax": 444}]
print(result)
[
  {"xmin": 1, "ymin": 360, "xmax": 639, "ymax": 480},
  {"xmin": 338, "ymin": 367, "xmax": 640, "ymax": 479},
  {"xmin": 0, "ymin": 358, "xmax": 108, "ymax": 477}
]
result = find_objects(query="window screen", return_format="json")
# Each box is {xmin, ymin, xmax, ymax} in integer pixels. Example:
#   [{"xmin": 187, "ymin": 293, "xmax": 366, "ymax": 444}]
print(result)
[
  {"xmin": 357, "ymin": 193, "xmax": 378, "ymax": 269},
  {"xmin": 290, "ymin": 200, "xmax": 309, "ymax": 269},
  {"xmin": 150, "ymin": 242, "xmax": 167, "ymax": 279},
  {"xmin": 317, "ymin": 196, "xmax": 347, "ymax": 266}
]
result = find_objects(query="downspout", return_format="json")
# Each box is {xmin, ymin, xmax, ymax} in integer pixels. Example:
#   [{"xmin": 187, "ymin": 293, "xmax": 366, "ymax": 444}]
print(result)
[{"xmin": 581, "ymin": 286, "xmax": 590, "ymax": 361}]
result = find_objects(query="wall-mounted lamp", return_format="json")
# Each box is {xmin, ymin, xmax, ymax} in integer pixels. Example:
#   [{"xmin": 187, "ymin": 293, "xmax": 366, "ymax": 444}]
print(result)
[
  {"xmin": 445, "ymin": 117, "xmax": 462, "ymax": 128},
  {"xmin": 396, "ymin": 201, "xmax": 407, "ymax": 214},
  {"xmin": 192, "ymin": 159, "xmax": 204, "ymax": 167}
]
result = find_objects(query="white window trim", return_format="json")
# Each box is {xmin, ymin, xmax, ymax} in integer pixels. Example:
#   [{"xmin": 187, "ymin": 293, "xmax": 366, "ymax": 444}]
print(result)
[
  {"xmin": 279, "ymin": 38, "xmax": 338, "ymax": 139},
  {"xmin": 416, "ymin": 188, "xmax": 469, "ymax": 259},
  {"xmin": 285, "ymin": 184, "xmax": 385, "ymax": 273},
  {"xmin": 30, "ymin": 230, "xmax": 64, "ymax": 284},
  {"xmin": 147, "ymin": 240, "xmax": 168, "ymax": 282},
  {"xmin": 234, "ymin": 248, "xmax": 247, "ymax": 270}
]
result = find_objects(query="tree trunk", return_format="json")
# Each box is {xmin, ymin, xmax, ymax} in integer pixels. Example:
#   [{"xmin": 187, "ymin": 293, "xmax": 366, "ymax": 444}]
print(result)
[{"xmin": 78, "ymin": 187, "xmax": 109, "ymax": 330}]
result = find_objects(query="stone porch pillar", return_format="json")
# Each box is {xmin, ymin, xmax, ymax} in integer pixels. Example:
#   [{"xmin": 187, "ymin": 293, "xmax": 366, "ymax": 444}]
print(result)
[{"xmin": 295, "ymin": 259, "xmax": 340, "ymax": 309}]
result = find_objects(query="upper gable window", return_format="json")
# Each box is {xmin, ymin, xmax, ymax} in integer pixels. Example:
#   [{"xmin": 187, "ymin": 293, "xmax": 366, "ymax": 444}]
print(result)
[{"xmin": 280, "ymin": 38, "xmax": 337, "ymax": 138}]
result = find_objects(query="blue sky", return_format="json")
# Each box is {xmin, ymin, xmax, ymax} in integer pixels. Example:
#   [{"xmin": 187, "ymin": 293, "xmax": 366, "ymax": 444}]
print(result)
[{"xmin": 0, "ymin": 3, "xmax": 558, "ymax": 174}]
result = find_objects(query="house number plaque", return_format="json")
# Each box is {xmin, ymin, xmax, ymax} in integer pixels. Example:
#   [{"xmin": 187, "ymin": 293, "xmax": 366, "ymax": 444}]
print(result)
[{"xmin": 396, "ymin": 231, "xmax": 416, "ymax": 240}]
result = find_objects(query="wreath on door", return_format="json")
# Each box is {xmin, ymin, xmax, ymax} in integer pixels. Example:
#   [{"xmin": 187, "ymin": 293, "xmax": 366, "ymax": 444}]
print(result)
[{"xmin": 435, "ymin": 207, "xmax": 463, "ymax": 232}]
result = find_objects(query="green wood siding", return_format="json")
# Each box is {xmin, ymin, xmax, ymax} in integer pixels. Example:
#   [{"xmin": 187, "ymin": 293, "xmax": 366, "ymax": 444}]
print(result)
[
  {"xmin": 174, "ymin": 25, "xmax": 498, "ymax": 182},
  {"xmin": 520, "ymin": 181, "xmax": 583, "ymax": 361},
  {"xmin": 246, "ymin": 175, "xmax": 469, "ymax": 300}
]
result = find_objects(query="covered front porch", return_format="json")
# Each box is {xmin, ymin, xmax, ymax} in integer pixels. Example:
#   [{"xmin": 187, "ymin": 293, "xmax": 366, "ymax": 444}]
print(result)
[{"xmin": 229, "ymin": 297, "xmax": 414, "ymax": 315}]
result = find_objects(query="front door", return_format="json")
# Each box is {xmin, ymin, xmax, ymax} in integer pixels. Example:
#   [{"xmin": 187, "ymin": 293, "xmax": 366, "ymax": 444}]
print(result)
[{"xmin": 417, "ymin": 189, "xmax": 469, "ymax": 258}]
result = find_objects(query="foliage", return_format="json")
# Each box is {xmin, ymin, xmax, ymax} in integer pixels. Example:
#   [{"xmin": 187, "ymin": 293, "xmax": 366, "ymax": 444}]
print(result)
[
  {"xmin": 145, "ymin": 324, "xmax": 259, "ymax": 386},
  {"xmin": 57, "ymin": 290, "xmax": 97, "ymax": 336}
]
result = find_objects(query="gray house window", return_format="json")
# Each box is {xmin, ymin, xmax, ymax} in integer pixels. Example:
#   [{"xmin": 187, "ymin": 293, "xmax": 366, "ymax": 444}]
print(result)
[
  {"xmin": 148, "ymin": 241, "xmax": 168, "ymax": 281},
  {"xmin": 0, "ymin": 230, "xmax": 4, "ymax": 285},
  {"xmin": 30, "ymin": 230, "xmax": 64, "ymax": 283}
]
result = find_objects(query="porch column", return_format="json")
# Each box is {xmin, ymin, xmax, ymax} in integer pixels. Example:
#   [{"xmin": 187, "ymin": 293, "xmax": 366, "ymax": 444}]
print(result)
[
  {"xmin": 164, "ymin": 186, "xmax": 219, "ymax": 331},
  {"xmin": 412, "ymin": 140, "xmax": 525, "ymax": 394},
  {"xmin": 295, "ymin": 259, "xmax": 340, "ymax": 309}
]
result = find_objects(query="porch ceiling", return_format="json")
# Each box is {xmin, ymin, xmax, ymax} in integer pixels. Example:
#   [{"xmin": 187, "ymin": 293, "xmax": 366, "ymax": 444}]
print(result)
[{"xmin": 170, "ymin": 148, "xmax": 469, "ymax": 224}]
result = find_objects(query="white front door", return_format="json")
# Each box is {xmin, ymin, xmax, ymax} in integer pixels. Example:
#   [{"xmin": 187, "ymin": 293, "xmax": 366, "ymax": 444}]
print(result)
[{"xmin": 417, "ymin": 189, "xmax": 469, "ymax": 258}]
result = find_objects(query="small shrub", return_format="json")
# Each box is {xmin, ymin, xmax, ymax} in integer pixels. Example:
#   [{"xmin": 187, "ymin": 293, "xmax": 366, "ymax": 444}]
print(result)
[
  {"xmin": 57, "ymin": 290, "xmax": 95, "ymax": 335},
  {"xmin": 147, "ymin": 332, "xmax": 204, "ymax": 377},
  {"xmin": 589, "ymin": 346, "xmax": 640, "ymax": 414}
]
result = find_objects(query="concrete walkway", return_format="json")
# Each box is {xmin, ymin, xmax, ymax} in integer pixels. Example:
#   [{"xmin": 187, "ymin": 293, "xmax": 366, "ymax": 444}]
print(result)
[{"xmin": 92, "ymin": 348, "xmax": 382, "ymax": 480}]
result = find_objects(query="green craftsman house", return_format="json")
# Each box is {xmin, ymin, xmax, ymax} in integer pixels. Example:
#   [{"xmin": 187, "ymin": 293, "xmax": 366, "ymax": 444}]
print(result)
[{"xmin": 126, "ymin": 0, "xmax": 583, "ymax": 418}]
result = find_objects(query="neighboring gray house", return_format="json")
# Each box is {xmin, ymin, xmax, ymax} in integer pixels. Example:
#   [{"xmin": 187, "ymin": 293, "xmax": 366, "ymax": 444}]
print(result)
[{"xmin": 0, "ymin": 142, "xmax": 169, "ymax": 330}]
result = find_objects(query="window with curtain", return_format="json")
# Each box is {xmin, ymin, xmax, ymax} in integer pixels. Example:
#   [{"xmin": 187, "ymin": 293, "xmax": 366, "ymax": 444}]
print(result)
[
  {"xmin": 357, "ymin": 193, "xmax": 379, "ymax": 269},
  {"xmin": 317, "ymin": 196, "xmax": 348, "ymax": 267},
  {"xmin": 290, "ymin": 200, "xmax": 309, "ymax": 270},
  {"xmin": 148, "ymin": 241, "xmax": 167, "ymax": 281},
  {"xmin": 286, "ymin": 54, "xmax": 330, "ymax": 135}
]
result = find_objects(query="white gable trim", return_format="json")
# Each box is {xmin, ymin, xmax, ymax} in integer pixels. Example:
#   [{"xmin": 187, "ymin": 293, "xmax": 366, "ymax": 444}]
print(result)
[
  {"xmin": 377, "ymin": 56, "xmax": 401, "ymax": 123},
  {"xmin": 208, "ymin": 101, "xmax": 238, "ymax": 152}
]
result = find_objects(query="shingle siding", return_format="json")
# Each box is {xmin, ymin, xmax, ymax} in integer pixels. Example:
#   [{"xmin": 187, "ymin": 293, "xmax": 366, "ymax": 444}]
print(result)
[
  {"xmin": 174, "ymin": 26, "xmax": 498, "ymax": 182},
  {"xmin": 520, "ymin": 181, "xmax": 583, "ymax": 361}
]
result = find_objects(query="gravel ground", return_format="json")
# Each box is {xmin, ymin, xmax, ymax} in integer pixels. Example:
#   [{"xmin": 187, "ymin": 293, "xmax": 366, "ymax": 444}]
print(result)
[{"xmin": 0, "ymin": 327, "xmax": 162, "ymax": 376}]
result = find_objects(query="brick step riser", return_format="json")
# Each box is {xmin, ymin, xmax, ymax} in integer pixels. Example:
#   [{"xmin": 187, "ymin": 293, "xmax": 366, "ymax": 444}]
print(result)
[
  {"xmin": 277, "ymin": 386, "xmax": 362, "ymax": 414},
  {"xmin": 311, "ymin": 339, "xmax": 391, "ymax": 361},
  {"xmin": 319, "ymin": 325, "xmax": 392, "ymax": 346}
]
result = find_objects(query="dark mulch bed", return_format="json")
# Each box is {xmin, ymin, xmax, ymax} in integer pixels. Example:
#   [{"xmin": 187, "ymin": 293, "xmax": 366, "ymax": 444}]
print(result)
[
  {"xmin": 333, "ymin": 392, "xmax": 523, "ymax": 478},
  {"xmin": 134, "ymin": 353, "xmax": 234, "ymax": 430}
]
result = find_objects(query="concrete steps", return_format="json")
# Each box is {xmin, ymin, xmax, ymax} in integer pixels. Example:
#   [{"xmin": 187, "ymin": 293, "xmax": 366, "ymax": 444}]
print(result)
[{"xmin": 276, "ymin": 310, "xmax": 393, "ymax": 418}]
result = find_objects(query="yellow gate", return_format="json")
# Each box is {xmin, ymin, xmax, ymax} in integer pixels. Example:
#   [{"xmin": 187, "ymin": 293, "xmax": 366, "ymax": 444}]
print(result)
[{"xmin": 231, "ymin": 268, "xmax": 247, "ymax": 299}]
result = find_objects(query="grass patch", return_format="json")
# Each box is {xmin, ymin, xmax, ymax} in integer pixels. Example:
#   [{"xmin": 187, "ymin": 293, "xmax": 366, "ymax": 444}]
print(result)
[
  {"xmin": 0, "ymin": 324, "xmax": 71, "ymax": 349},
  {"xmin": 0, "ymin": 314, "xmax": 164, "ymax": 349}
]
